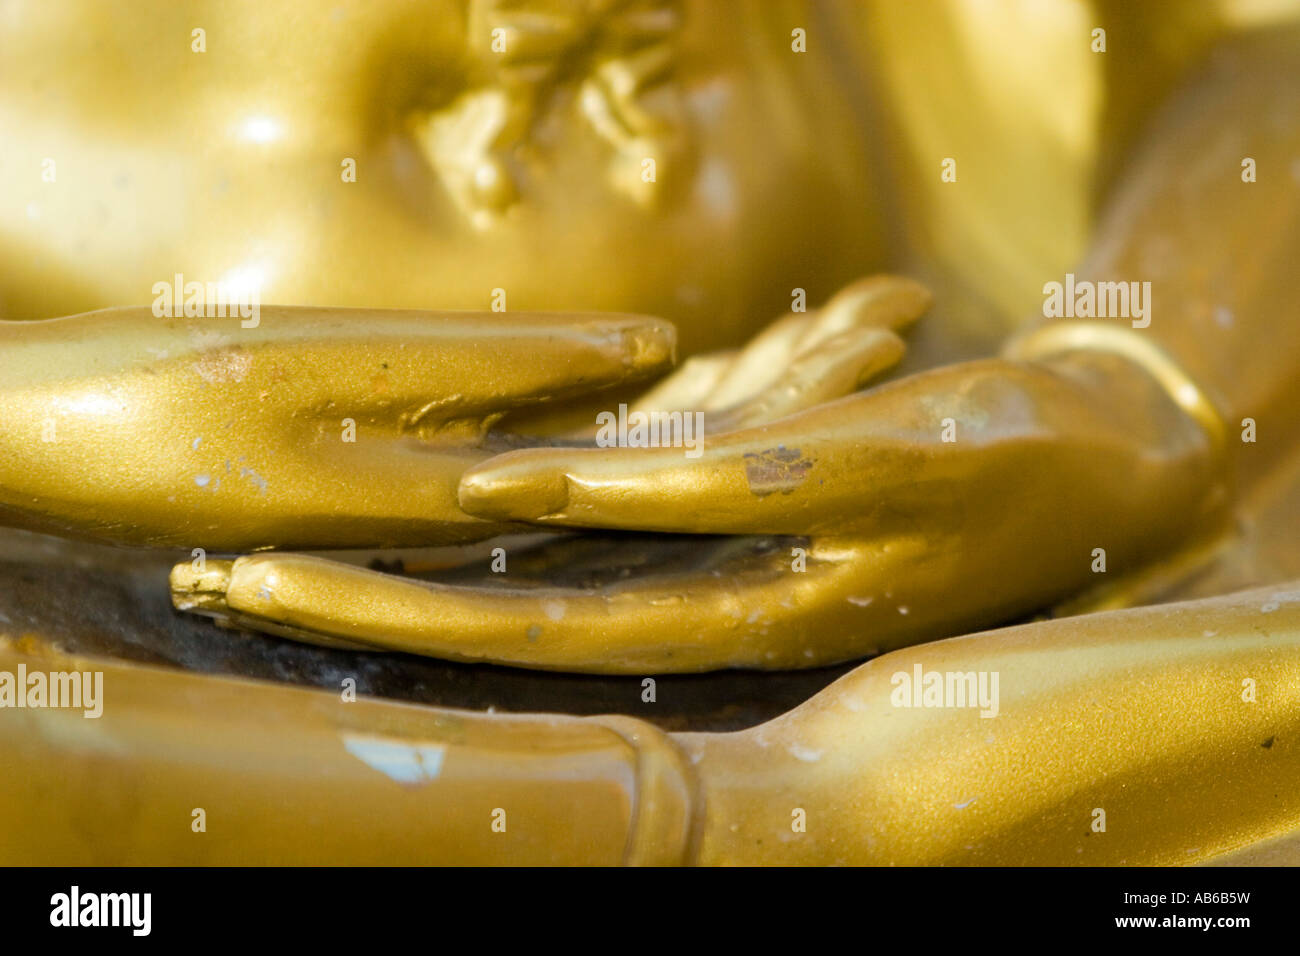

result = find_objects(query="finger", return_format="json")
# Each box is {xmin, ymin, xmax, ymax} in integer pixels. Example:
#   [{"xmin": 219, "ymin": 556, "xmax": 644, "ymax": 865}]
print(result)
[
  {"xmin": 460, "ymin": 353, "xmax": 1131, "ymax": 536},
  {"xmin": 556, "ymin": 348, "xmax": 741, "ymax": 443},
  {"xmin": 37, "ymin": 430, "xmax": 517, "ymax": 551},
  {"xmin": 450, "ymin": 310, "xmax": 677, "ymax": 414},
  {"xmin": 13, "ymin": 306, "xmax": 676, "ymax": 432},
  {"xmin": 810, "ymin": 274, "xmax": 931, "ymax": 338},
  {"xmin": 2, "ymin": 307, "xmax": 672, "ymax": 549},
  {"xmin": 707, "ymin": 328, "xmax": 905, "ymax": 431},
  {"xmin": 626, "ymin": 349, "xmax": 740, "ymax": 415},
  {"xmin": 169, "ymin": 529, "xmax": 1044, "ymax": 672},
  {"xmin": 702, "ymin": 312, "xmax": 816, "ymax": 409},
  {"xmin": 706, "ymin": 275, "xmax": 930, "ymax": 408},
  {"xmin": 168, "ymin": 542, "xmax": 893, "ymax": 673},
  {"xmin": 194, "ymin": 438, "xmax": 520, "ymax": 551},
  {"xmin": 560, "ymin": 276, "xmax": 927, "ymax": 440},
  {"xmin": 257, "ymin": 308, "xmax": 677, "ymax": 426},
  {"xmin": 458, "ymin": 386, "xmax": 909, "ymax": 535}
]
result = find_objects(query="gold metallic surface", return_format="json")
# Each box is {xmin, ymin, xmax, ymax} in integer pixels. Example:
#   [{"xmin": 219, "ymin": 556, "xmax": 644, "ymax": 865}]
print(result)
[
  {"xmin": 0, "ymin": 0, "xmax": 887, "ymax": 356},
  {"xmin": 684, "ymin": 581, "xmax": 1300, "ymax": 865},
  {"xmin": 169, "ymin": 336, "xmax": 1222, "ymax": 672},
  {"xmin": 6, "ymin": 582, "xmax": 1299, "ymax": 865},
  {"xmin": 155, "ymin": 21, "xmax": 1300, "ymax": 672},
  {"xmin": 1004, "ymin": 321, "xmax": 1230, "ymax": 462},
  {"xmin": 0, "ymin": 637, "xmax": 698, "ymax": 865},
  {"xmin": 0, "ymin": 1, "xmax": 1254, "ymax": 358},
  {"xmin": 3, "ymin": 0, "xmax": 1300, "ymax": 867},
  {"xmin": 0, "ymin": 306, "xmax": 672, "ymax": 549}
]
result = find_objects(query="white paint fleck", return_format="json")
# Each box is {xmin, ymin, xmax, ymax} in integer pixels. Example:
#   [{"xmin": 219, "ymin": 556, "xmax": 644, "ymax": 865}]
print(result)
[
  {"xmin": 954, "ymin": 797, "xmax": 977, "ymax": 810},
  {"xmin": 848, "ymin": 595, "xmax": 874, "ymax": 607},
  {"xmin": 343, "ymin": 734, "xmax": 446, "ymax": 785},
  {"xmin": 194, "ymin": 348, "xmax": 252, "ymax": 384},
  {"xmin": 194, "ymin": 474, "xmax": 210, "ymax": 487},
  {"xmin": 542, "ymin": 599, "xmax": 566, "ymax": 621}
]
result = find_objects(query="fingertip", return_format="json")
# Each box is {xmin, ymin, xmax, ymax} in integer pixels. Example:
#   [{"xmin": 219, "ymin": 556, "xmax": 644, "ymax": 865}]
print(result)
[
  {"xmin": 822, "ymin": 274, "xmax": 933, "ymax": 333},
  {"xmin": 169, "ymin": 559, "xmax": 235, "ymax": 613},
  {"xmin": 614, "ymin": 315, "xmax": 677, "ymax": 373},
  {"xmin": 497, "ymin": 313, "xmax": 676, "ymax": 405},
  {"xmin": 459, "ymin": 454, "xmax": 571, "ymax": 521}
]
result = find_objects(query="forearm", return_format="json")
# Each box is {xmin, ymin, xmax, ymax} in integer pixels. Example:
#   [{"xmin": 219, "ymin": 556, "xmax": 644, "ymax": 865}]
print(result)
[
  {"xmin": 1069, "ymin": 27, "xmax": 1300, "ymax": 467},
  {"xmin": 683, "ymin": 581, "xmax": 1300, "ymax": 865},
  {"xmin": 0, "ymin": 642, "xmax": 696, "ymax": 864}
]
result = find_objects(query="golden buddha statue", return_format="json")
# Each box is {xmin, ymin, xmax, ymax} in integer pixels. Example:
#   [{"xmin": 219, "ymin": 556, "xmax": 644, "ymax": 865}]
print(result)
[{"xmin": 2, "ymin": 0, "xmax": 1300, "ymax": 865}]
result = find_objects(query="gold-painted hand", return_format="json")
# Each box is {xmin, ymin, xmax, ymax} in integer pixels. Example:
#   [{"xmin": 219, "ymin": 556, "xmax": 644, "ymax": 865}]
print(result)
[
  {"xmin": 162, "ymin": 26, "xmax": 1300, "ymax": 674},
  {"xmin": 172, "ymin": 322, "xmax": 1223, "ymax": 671},
  {"xmin": 166, "ymin": 277, "xmax": 940, "ymax": 669},
  {"xmin": 0, "ymin": 306, "xmax": 673, "ymax": 550}
]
